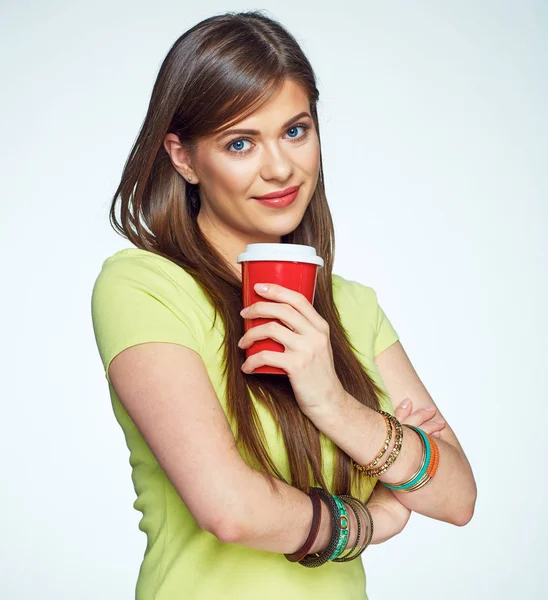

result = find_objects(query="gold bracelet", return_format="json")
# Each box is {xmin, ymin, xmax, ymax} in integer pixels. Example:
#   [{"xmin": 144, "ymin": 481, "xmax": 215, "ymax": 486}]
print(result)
[
  {"xmin": 352, "ymin": 412, "xmax": 404, "ymax": 477},
  {"xmin": 383, "ymin": 425, "xmax": 427, "ymax": 488},
  {"xmin": 403, "ymin": 473, "xmax": 431, "ymax": 493},
  {"xmin": 365, "ymin": 413, "xmax": 403, "ymax": 477},
  {"xmin": 360, "ymin": 411, "xmax": 393, "ymax": 471}
]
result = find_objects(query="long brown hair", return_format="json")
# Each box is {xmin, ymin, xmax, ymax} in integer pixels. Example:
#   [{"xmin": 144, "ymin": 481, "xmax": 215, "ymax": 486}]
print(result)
[{"xmin": 109, "ymin": 10, "xmax": 387, "ymax": 498}]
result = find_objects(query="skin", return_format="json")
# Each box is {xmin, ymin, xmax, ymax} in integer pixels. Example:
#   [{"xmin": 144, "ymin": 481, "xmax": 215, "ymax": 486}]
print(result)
[{"xmin": 163, "ymin": 78, "xmax": 320, "ymax": 278}]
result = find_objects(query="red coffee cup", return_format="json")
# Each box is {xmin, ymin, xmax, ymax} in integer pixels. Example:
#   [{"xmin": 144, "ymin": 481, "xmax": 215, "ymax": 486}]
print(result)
[{"xmin": 236, "ymin": 243, "xmax": 324, "ymax": 375}]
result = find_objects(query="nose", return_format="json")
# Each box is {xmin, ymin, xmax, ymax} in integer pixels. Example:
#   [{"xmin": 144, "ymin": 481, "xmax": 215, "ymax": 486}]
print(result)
[{"xmin": 259, "ymin": 140, "xmax": 293, "ymax": 182}]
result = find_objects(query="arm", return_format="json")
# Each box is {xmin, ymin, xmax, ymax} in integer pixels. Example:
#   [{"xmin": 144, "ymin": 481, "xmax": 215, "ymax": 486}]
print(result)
[
  {"xmin": 232, "ymin": 398, "xmax": 442, "ymax": 551},
  {"xmin": 107, "ymin": 341, "xmax": 409, "ymax": 554},
  {"xmin": 307, "ymin": 341, "xmax": 477, "ymax": 526}
]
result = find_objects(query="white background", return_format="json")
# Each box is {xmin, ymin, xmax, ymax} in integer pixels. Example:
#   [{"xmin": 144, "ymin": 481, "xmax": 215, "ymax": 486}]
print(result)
[{"xmin": 2, "ymin": 1, "xmax": 546, "ymax": 598}]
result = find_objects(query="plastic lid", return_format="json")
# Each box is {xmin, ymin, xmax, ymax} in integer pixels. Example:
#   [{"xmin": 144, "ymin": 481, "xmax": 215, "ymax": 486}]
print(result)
[{"xmin": 236, "ymin": 243, "xmax": 324, "ymax": 267}]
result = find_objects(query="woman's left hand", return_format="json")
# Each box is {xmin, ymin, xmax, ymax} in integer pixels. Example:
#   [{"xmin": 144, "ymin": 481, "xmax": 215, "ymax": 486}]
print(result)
[{"xmin": 238, "ymin": 283, "xmax": 345, "ymax": 417}]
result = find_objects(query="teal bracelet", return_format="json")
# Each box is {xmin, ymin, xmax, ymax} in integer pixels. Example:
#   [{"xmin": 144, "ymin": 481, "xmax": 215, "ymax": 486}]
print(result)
[
  {"xmin": 327, "ymin": 494, "xmax": 349, "ymax": 561},
  {"xmin": 382, "ymin": 426, "xmax": 431, "ymax": 491}
]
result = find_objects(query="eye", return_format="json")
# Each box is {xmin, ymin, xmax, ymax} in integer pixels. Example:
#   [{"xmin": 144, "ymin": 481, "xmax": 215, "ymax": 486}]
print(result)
[
  {"xmin": 286, "ymin": 125, "xmax": 307, "ymax": 139},
  {"xmin": 228, "ymin": 139, "xmax": 252, "ymax": 153},
  {"xmin": 225, "ymin": 123, "xmax": 310, "ymax": 155}
]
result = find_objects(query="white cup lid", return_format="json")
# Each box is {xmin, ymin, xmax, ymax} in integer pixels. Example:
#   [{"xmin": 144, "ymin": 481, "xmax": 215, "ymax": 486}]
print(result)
[{"xmin": 236, "ymin": 243, "xmax": 324, "ymax": 267}]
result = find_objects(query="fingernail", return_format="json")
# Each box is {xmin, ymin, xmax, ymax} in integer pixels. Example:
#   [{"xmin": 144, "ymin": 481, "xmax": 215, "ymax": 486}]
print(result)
[
  {"xmin": 254, "ymin": 283, "xmax": 269, "ymax": 292},
  {"xmin": 240, "ymin": 307, "xmax": 249, "ymax": 316},
  {"xmin": 433, "ymin": 419, "xmax": 445, "ymax": 424},
  {"xmin": 426, "ymin": 407, "xmax": 436, "ymax": 411},
  {"xmin": 400, "ymin": 399, "xmax": 410, "ymax": 409}
]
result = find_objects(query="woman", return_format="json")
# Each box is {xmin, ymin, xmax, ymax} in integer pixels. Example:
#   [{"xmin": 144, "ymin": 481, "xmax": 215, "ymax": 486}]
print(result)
[{"xmin": 91, "ymin": 10, "xmax": 476, "ymax": 600}]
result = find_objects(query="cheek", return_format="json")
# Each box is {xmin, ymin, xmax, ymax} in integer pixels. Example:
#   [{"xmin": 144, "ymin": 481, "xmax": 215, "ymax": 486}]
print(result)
[
  {"xmin": 202, "ymin": 158, "xmax": 255, "ymax": 194},
  {"xmin": 302, "ymin": 140, "xmax": 321, "ymax": 175}
]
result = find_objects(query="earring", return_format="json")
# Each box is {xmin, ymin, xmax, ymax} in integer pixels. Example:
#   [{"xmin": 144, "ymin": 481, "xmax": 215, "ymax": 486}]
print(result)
[{"xmin": 188, "ymin": 176, "xmax": 193, "ymax": 181}]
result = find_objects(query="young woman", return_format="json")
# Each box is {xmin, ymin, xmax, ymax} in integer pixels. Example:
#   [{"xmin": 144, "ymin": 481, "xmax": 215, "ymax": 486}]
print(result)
[{"xmin": 91, "ymin": 10, "xmax": 476, "ymax": 600}]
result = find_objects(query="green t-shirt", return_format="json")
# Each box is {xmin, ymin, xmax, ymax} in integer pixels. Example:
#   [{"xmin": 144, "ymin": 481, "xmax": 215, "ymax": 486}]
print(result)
[{"xmin": 91, "ymin": 248, "xmax": 399, "ymax": 600}]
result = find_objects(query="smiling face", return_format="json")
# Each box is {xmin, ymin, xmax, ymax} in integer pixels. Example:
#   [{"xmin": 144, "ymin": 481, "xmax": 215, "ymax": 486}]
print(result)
[{"xmin": 163, "ymin": 78, "xmax": 321, "ymax": 274}]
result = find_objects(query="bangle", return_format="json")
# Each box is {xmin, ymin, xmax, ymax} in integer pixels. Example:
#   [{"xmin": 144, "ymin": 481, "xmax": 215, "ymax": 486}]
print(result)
[
  {"xmin": 336, "ymin": 495, "xmax": 374, "ymax": 560},
  {"xmin": 403, "ymin": 433, "xmax": 440, "ymax": 492},
  {"xmin": 426, "ymin": 434, "xmax": 440, "ymax": 478},
  {"xmin": 327, "ymin": 495, "xmax": 350, "ymax": 561},
  {"xmin": 284, "ymin": 488, "xmax": 321, "ymax": 562},
  {"xmin": 298, "ymin": 488, "xmax": 341, "ymax": 568},
  {"xmin": 359, "ymin": 411, "xmax": 393, "ymax": 470},
  {"xmin": 352, "ymin": 412, "xmax": 404, "ymax": 477},
  {"xmin": 382, "ymin": 425, "xmax": 431, "ymax": 492},
  {"xmin": 332, "ymin": 500, "xmax": 361, "ymax": 562}
]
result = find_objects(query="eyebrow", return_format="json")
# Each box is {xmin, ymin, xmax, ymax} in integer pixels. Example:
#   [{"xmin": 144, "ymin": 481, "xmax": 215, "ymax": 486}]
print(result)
[{"xmin": 215, "ymin": 111, "xmax": 312, "ymax": 140}]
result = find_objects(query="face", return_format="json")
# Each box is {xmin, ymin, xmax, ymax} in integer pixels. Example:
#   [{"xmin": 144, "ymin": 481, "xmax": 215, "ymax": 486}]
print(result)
[{"xmin": 164, "ymin": 78, "xmax": 321, "ymax": 273}]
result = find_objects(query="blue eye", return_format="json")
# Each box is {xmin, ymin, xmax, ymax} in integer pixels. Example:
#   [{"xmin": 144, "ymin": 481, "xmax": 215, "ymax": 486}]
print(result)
[
  {"xmin": 225, "ymin": 123, "xmax": 310, "ymax": 155},
  {"xmin": 228, "ymin": 139, "xmax": 252, "ymax": 153},
  {"xmin": 287, "ymin": 126, "xmax": 302, "ymax": 138}
]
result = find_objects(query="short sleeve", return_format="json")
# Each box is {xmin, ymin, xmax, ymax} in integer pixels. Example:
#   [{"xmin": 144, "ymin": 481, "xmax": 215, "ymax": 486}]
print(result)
[
  {"xmin": 373, "ymin": 290, "xmax": 399, "ymax": 357},
  {"xmin": 91, "ymin": 253, "xmax": 202, "ymax": 384}
]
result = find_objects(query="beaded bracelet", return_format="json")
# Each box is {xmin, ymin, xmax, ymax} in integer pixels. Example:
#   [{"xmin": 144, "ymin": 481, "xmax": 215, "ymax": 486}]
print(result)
[
  {"xmin": 358, "ymin": 411, "xmax": 393, "ymax": 471},
  {"xmin": 352, "ymin": 411, "xmax": 404, "ymax": 477},
  {"xmin": 427, "ymin": 434, "xmax": 440, "ymax": 478}
]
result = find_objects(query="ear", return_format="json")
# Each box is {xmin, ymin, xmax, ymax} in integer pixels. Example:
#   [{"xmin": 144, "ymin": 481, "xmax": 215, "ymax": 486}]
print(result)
[{"xmin": 163, "ymin": 133, "xmax": 199, "ymax": 184}]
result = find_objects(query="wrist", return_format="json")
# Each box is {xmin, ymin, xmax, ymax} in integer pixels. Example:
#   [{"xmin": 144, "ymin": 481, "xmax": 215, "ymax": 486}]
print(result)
[
  {"xmin": 308, "ymin": 498, "xmax": 332, "ymax": 554},
  {"xmin": 304, "ymin": 387, "xmax": 352, "ymax": 428}
]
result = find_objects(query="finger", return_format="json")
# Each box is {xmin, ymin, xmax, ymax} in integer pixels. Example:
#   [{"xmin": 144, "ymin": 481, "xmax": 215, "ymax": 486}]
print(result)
[
  {"xmin": 241, "ymin": 349, "xmax": 287, "ymax": 374},
  {"xmin": 241, "ymin": 301, "xmax": 313, "ymax": 335},
  {"xmin": 416, "ymin": 420, "xmax": 446, "ymax": 435},
  {"xmin": 252, "ymin": 283, "xmax": 328, "ymax": 332},
  {"xmin": 401, "ymin": 407, "xmax": 440, "ymax": 427},
  {"xmin": 394, "ymin": 399, "xmax": 412, "ymax": 421},
  {"xmin": 238, "ymin": 320, "xmax": 298, "ymax": 350}
]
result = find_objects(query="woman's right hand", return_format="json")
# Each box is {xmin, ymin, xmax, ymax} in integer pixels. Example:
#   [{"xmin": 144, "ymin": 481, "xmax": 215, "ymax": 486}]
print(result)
[{"xmin": 394, "ymin": 397, "xmax": 445, "ymax": 438}]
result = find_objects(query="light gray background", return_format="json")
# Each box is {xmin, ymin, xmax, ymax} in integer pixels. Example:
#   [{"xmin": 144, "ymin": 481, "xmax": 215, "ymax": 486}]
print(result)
[{"xmin": 2, "ymin": 1, "xmax": 546, "ymax": 598}]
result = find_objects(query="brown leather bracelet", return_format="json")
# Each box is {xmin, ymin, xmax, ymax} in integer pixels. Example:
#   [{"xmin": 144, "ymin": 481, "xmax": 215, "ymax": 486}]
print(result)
[{"xmin": 284, "ymin": 488, "xmax": 322, "ymax": 562}]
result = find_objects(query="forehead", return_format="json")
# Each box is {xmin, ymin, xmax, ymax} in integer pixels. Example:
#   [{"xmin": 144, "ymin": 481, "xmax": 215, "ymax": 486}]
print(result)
[
  {"xmin": 238, "ymin": 79, "xmax": 310, "ymax": 123},
  {"xmin": 193, "ymin": 79, "xmax": 311, "ymax": 154}
]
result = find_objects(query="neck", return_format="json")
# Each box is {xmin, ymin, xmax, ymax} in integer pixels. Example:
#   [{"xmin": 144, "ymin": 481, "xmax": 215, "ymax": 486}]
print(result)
[{"xmin": 197, "ymin": 209, "xmax": 281, "ymax": 280}]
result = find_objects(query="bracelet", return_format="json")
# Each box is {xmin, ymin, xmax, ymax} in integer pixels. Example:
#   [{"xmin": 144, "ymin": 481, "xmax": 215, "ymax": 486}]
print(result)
[
  {"xmin": 382, "ymin": 425, "xmax": 431, "ymax": 492},
  {"xmin": 352, "ymin": 411, "xmax": 404, "ymax": 477},
  {"xmin": 284, "ymin": 488, "xmax": 322, "ymax": 562},
  {"xmin": 426, "ymin": 434, "xmax": 440, "ymax": 478},
  {"xmin": 327, "ymin": 495, "xmax": 350, "ymax": 561},
  {"xmin": 337, "ymin": 495, "xmax": 373, "ymax": 560},
  {"xmin": 403, "ymin": 433, "xmax": 440, "ymax": 492},
  {"xmin": 332, "ymin": 500, "xmax": 361, "ymax": 562},
  {"xmin": 336, "ymin": 497, "xmax": 367, "ymax": 561},
  {"xmin": 298, "ymin": 488, "xmax": 341, "ymax": 568},
  {"xmin": 359, "ymin": 411, "xmax": 393, "ymax": 471}
]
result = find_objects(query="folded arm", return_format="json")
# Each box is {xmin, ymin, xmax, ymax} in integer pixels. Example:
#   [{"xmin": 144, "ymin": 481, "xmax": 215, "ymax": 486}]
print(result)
[
  {"xmin": 307, "ymin": 341, "xmax": 477, "ymax": 526},
  {"xmin": 107, "ymin": 341, "xmax": 410, "ymax": 555}
]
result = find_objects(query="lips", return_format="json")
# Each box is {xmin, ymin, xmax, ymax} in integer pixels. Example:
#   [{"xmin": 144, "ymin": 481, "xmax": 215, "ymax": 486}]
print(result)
[{"xmin": 252, "ymin": 185, "xmax": 301, "ymax": 200}]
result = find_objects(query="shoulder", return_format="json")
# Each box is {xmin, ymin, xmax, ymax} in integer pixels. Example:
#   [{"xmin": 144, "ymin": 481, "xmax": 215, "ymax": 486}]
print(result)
[
  {"xmin": 331, "ymin": 273, "xmax": 379, "ymax": 340},
  {"xmin": 91, "ymin": 248, "xmax": 208, "ymax": 377},
  {"xmin": 95, "ymin": 247, "xmax": 193, "ymax": 285},
  {"xmin": 92, "ymin": 247, "xmax": 206, "ymax": 305},
  {"xmin": 331, "ymin": 273, "xmax": 378, "ymax": 311}
]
